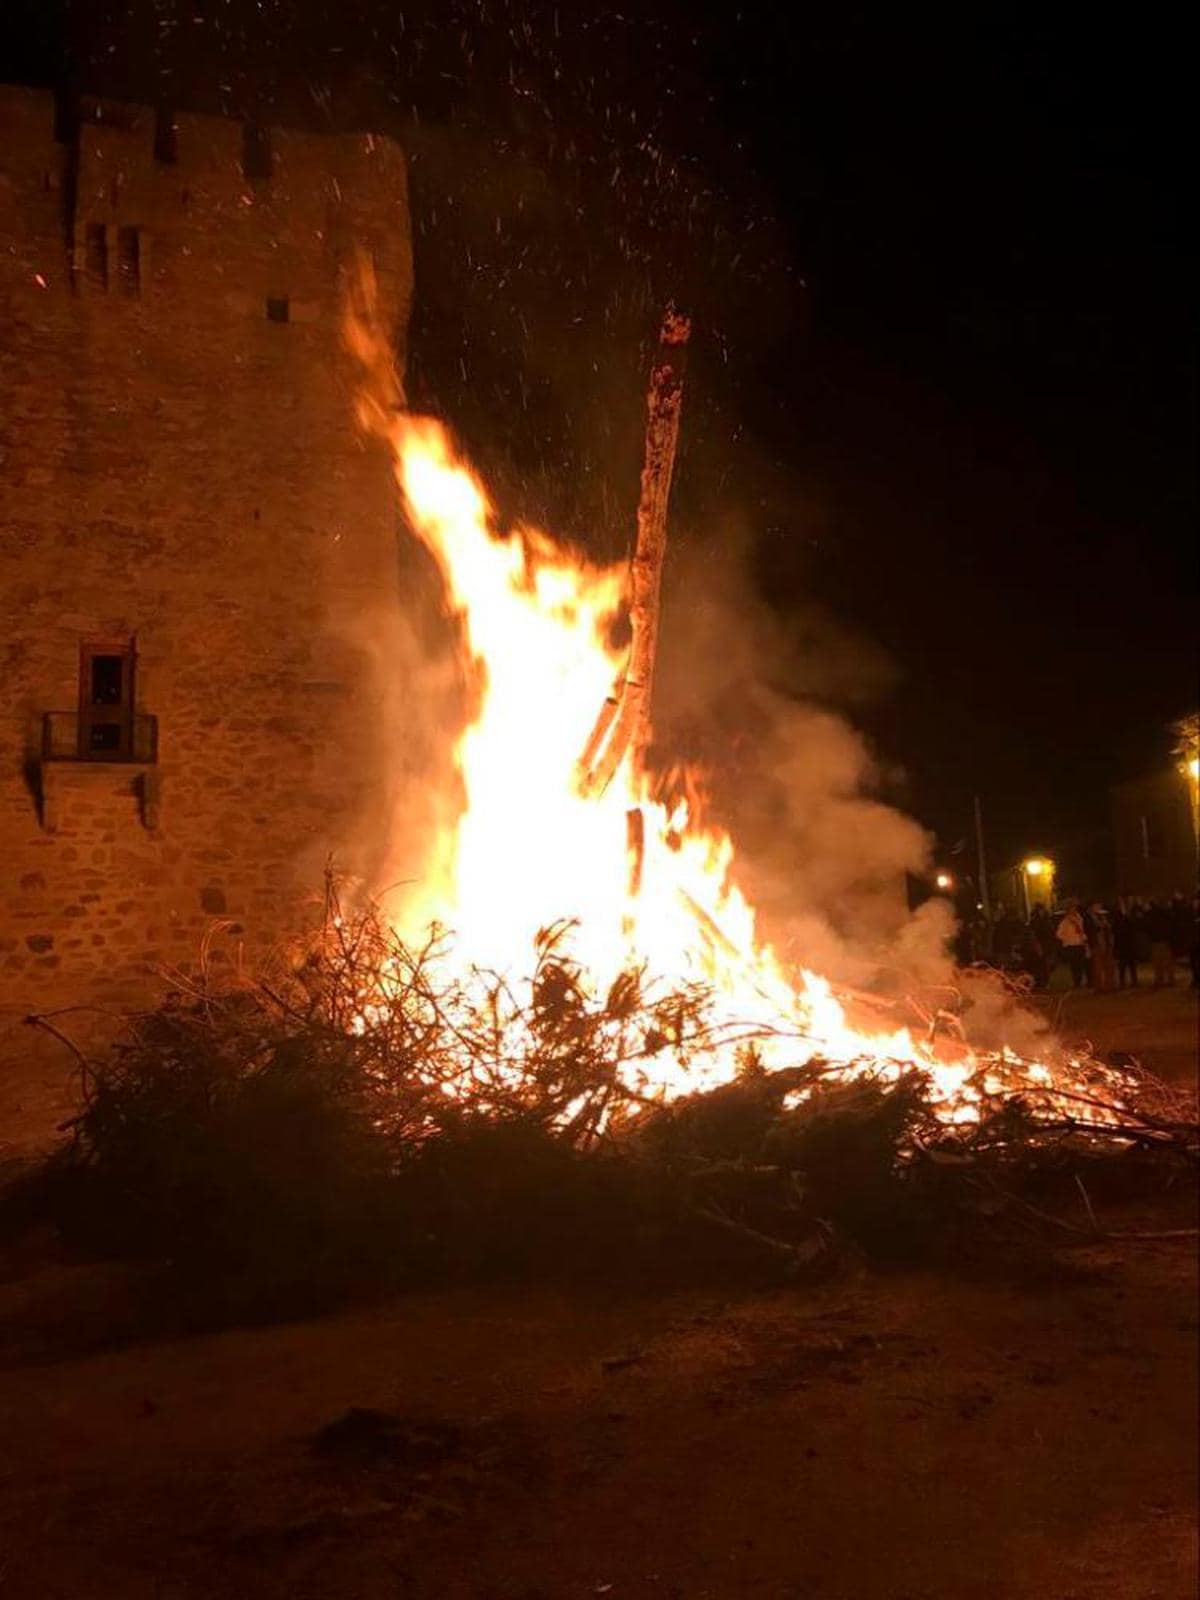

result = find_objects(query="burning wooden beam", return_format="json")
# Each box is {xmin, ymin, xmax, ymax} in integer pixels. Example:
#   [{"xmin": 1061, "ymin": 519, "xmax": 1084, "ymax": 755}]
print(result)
[
  {"xmin": 576, "ymin": 305, "xmax": 691, "ymax": 799},
  {"xmin": 627, "ymin": 303, "xmax": 692, "ymax": 768}
]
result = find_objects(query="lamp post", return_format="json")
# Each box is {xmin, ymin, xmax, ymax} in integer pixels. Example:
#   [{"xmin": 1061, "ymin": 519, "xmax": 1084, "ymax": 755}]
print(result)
[
  {"xmin": 974, "ymin": 795, "xmax": 990, "ymax": 920},
  {"xmin": 1021, "ymin": 856, "xmax": 1053, "ymax": 919},
  {"xmin": 1172, "ymin": 715, "xmax": 1198, "ymax": 868}
]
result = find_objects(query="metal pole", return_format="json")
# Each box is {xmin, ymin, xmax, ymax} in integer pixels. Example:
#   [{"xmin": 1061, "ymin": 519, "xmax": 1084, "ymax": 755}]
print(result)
[{"xmin": 974, "ymin": 794, "xmax": 990, "ymax": 920}]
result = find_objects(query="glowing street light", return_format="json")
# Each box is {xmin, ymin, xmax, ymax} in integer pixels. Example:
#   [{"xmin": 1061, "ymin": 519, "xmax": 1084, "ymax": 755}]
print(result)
[
  {"xmin": 1019, "ymin": 856, "xmax": 1054, "ymax": 918},
  {"xmin": 935, "ymin": 871, "xmax": 954, "ymax": 891},
  {"xmin": 1183, "ymin": 755, "xmax": 1200, "ymax": 863}
]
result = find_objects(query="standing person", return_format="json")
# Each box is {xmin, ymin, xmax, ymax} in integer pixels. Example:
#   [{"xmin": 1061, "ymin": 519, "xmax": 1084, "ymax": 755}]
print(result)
[
  {"xmin": 1020, "ymin": 921, "xmax": 1049, "ymax": 989},
  {"xmin": 1030, "ymin": 915, "xmax": 1056, "ymax": 985},
  {"xmin": 1030, "ymin": 905, "xmax": 1057, "ymax": 984},
  {"xmin": 1056, "ymin": 899, "xmax": 1090, "ymax": 989},
  {"xmin": 1169, "ymin": 892, "xmax": 1191, "ymax": 959},
  {"xmin": 1144, "ymin": 899, "xmax": 1176, "ymax": 988},
  {"xmin": 1112, "ymin": 897, "xmax": 1139, "ymax": 989},
  {"xmin": 1089, "ymin": 904, "xmax": 1116, "ymax": 992},
  {"xmin": 992, "ymin": 905, "xmax": 1024, "ymax": 971},
  {"xmin": 1134, "ymin": 899, "xmax": 1153, "ymax": 965}
]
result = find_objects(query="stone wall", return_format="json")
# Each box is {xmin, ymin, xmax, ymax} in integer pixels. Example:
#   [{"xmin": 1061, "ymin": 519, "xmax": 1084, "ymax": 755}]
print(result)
[{"xmin": 0, "ymin": 86, "xmax": 412, "ymax": 1146}]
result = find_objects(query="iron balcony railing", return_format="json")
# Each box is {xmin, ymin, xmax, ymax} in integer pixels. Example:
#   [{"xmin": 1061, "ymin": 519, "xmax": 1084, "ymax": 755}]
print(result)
[{"xmin": 42, "ymin": 711, "xmax": 159, "ymax": 764}]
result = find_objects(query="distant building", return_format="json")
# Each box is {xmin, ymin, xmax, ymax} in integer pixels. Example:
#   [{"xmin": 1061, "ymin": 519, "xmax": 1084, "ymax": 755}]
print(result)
[
  {"xmin": 0, "ymin": 86, "xmax": 411, "ymax": 1136},
  {"xmin": 1110, "ymin": 769, "xmax": 1196, "ymax": 898}
]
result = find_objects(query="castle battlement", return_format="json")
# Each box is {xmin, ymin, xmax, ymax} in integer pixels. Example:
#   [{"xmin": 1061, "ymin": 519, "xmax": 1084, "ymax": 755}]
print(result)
[{"xmin": 0, "ymin": 84, "xmax": 409, "ymax": 329}]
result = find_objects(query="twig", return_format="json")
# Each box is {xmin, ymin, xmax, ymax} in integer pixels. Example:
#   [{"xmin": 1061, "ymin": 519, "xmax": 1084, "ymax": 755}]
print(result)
[
  {"xmin": 975, "ymin": 1174, "xmax": 1198, "ymax": 1244},
  {"xmin": 695, "ymin": 1204, "xmax": 833, "ymax": 1268},
  {"xmin": 1102, "ymin": 1228, "xmax": 1199, "ymax": 1241},
  {"xmin": 23, "ymin": 1012, "xmax": 95, "ymax": 1098},
  {"xmin": 1074, "ymin": 1173, "xmax": 1099, "ymax": 1232}
]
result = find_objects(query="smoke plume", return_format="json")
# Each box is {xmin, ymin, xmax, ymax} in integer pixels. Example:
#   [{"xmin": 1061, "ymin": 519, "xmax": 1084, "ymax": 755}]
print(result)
[{"xmin": 651, "ymin": 518, "xmax": 945, "ymax": 988}]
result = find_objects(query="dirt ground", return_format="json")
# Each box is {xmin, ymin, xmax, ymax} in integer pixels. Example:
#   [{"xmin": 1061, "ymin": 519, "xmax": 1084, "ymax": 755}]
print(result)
[
  {"xmin": 0, "ymin": 988, "xmax": 1195, "ymax": 1600},
  {"xmin": 1038, "ymin": 975, "xmax": 1199, "ymax": 1087}
]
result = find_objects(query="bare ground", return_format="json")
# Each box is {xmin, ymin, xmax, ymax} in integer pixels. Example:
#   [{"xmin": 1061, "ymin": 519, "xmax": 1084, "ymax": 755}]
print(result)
[
  {"xmin": 1040, "ymin": 977, "xmax": 1199, "ymax": 1088},
  {"xmin": 0, "ymin": 988, "xmax": 1195, "ymax": 1600}
]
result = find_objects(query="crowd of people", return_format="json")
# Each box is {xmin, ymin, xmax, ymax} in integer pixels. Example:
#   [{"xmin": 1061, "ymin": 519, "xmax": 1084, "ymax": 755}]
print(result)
[{"xmin": 954, "ymin": 891, "xmax": 1200, "ymax": 992}]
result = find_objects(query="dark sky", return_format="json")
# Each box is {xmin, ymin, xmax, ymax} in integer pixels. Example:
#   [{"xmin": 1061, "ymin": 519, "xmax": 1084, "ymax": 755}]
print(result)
[{"xmin": 6, "ymin": 3, "xmax": 1197, "ymax": 884}]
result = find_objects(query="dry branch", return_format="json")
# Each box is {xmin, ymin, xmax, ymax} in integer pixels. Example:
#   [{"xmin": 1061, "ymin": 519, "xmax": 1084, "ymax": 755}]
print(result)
[{"xmin": 26, "ymin": 875, "xmax": 1198, "ymax": 1282}]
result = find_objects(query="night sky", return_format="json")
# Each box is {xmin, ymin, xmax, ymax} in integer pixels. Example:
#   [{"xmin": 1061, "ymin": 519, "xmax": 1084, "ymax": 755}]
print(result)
[{"xmin": 6, "ymin": 3, "xmax": 1196, "ymax": 885}]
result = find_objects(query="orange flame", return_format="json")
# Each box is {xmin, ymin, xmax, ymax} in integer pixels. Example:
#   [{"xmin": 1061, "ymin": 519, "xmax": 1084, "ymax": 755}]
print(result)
[{"xmin": 345, "ymin": 269, "xmax": 1123, "ymax": 1125}]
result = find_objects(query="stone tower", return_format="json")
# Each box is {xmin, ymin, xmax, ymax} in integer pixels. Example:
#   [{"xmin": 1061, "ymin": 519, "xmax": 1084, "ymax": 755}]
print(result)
[{"xmin": 0, "ymin": 85, "xmax": 412, "ymax": 1143}]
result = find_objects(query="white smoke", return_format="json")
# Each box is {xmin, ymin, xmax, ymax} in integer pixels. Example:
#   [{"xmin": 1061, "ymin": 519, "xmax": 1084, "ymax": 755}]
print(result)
[
  {"xmin": 651, "ymin": 516, "xmax": 1059, "ymax": 1056},
  {"xmin": 652, "ymin": 521, "xmax": 940, "ymax": 984}
]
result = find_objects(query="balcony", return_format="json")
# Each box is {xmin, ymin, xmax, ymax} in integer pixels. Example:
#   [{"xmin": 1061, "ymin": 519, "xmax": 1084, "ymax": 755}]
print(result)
[{"xmin": 42, "ymin": 710, "xmax": 159, "ymax": 764}]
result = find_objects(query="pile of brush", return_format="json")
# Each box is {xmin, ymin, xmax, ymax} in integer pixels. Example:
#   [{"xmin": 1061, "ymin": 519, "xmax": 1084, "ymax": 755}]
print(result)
[{"xmin": 21, "ymin": 890, "xmax": 1197, "ymax": 1311}]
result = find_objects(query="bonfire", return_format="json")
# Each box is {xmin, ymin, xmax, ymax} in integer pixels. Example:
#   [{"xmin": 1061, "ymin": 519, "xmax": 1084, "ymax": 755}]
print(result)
[
  {"xmin": 26, "ymin": 271, "xmax": 1195, "ymax": 1286},
  {"xmin": 342, "ymin": 264, "xmax": 1190, "ymax": 1149}
]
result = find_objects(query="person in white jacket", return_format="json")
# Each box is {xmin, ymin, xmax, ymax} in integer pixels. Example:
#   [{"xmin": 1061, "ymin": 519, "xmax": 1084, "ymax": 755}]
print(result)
[{"xmin": 1055, "ymin": 901, "xmax": 1089, "ymax": 988}]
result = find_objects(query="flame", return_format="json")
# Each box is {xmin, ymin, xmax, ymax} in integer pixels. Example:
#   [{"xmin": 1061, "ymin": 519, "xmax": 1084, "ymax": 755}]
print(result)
[{"xmin": 346, "ymin": 275, "xmax": 1124, "ymax": 1127}]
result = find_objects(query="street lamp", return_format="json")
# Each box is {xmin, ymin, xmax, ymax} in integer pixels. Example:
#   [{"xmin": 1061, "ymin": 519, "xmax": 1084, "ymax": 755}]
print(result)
[
  {"xmin": 1185, "ymin": 757, "xmax": 1200, "ymax": 866},
  {"xmin": 935, "ymin": 870, "xmax": 954, "ymax": 892},
  {"xmin": 1020, "ymin": 856, "xmax": 1053, "ymax": 918}
]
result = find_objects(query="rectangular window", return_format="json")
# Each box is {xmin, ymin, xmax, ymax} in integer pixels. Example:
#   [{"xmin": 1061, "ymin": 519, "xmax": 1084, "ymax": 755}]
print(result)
[
  {"xmin": 242, "ymin": 122, "xmax": 272, "ymax": 180},
  {"xmin": 78, "ymin": 638, "xmax": 136, "ymax": 761},
  {"xmin": 91, "ymin": 654, "xmax": 125, "ymax": 705},
  {"xmin": 85, "ymin": 222, "xmax": 108, "ymax": 289},
  {"xmin": 116, "ymin": 226, "xmax": 141, "ymax": 295},
  {"xmin": 53, "ymin": 87, "xmax": 78, "ymax": 145},
  {"xmin": 153, "ymin": 106, "xmax": 177, "ymax": 165},
  {"xmin": 265, "ymin": 295, "xmax": 290, "ymax": 324}
]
